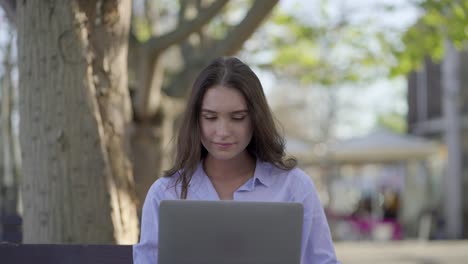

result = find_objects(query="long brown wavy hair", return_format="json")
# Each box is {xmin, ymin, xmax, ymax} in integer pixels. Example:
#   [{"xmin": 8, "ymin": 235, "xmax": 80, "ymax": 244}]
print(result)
[{"xmin": 164, "ymin": 56, "xmax": 296, "ymax": 199}]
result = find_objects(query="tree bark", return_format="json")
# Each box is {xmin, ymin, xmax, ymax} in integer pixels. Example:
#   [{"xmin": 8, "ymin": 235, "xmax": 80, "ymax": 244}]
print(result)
[
  {"xmin": 17, "ymin": 0, "xmax": 137, "ymax": 243},
  {"xmin": 78, "ymin": 0, "xmax": 139, "ymax": 244}
]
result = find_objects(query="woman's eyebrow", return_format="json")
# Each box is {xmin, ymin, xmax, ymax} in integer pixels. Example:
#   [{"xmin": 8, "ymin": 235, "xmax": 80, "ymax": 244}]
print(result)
[
  {"xmin": 231, "ymin": 110, "xmax": 248, "ymax": 114},
  {"xmin": 201, "ymin": 109, "xmax": 248, "ymax": 114},
  {"xmin": 201, "ymin": 109, "xmax": 217, "ymax": 113}
]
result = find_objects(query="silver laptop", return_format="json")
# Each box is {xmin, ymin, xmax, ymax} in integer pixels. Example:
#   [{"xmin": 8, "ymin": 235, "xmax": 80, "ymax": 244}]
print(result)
[{"xmin": 158, "ymin": 200, "xmax": 304, "ymax": 264}]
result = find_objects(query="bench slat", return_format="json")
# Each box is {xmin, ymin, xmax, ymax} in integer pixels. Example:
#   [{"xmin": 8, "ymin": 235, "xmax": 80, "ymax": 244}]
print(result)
[{"xmin": 0, "ymin": 244, "xmax": 133, "ymax": 264}]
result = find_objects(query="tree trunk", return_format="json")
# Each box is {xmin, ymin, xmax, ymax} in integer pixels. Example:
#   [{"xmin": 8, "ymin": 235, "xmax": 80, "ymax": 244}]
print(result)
[
  {"xmin": 131, "ymin": 122, "xmax": 163, "ymax": 215},
  {"xmin": 131, "ymin": 94, "xmax": 184, "ymax": 214},
  {"xmin": 17, "ymin": 0, "xmax": 136, "ymax": 243},
  {"xmin": 78, "ymin": 0, "xmax": 139, "ymax": 244}
]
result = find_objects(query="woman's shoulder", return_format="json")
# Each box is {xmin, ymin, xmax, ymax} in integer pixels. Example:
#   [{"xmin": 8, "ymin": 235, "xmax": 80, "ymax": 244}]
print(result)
[
  {"xmin": 147, "ymin": 173, "xmax": 181, "ymax": 199},
  {"xmin": 288, "ymin": 167, "xmax": 314, "ymax": 185},
  {"xmin": 266, "ymin": 162, "xmax": 316, "ymax": 196},
  {"xmin": 267, "ymin": 162, "xmax": 312, "ymax": 183}
]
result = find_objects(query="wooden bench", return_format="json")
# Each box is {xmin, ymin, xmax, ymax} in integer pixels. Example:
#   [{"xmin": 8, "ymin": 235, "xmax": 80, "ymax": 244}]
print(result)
[{"xmin": 0, "ymin": 243, "xmax": 133, "ymax": 264}]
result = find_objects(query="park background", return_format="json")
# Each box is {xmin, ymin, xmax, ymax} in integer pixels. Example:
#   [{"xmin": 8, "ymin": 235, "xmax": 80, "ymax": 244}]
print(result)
[{"xmin": 1, "ymin": 0, "xmax": 468, "ymax": 263}]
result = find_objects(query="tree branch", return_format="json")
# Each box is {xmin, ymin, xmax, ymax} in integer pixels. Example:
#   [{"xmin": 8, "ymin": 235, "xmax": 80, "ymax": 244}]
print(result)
[
  {"xmin": 133, "ymin": 0, "xmax": 228, "ymax": 118},
  {"xmin": 0, "ymin": 0, "xmax": 16, "ymax": 25},
  {"xmin": 166, "ymin": 0, "xmax": 280, "ymax": 98},
  {"xmin": 210, "ymin": 0, "xmax": 279, "ymax": 56},
  {"xmin": 143, "ymin": 0, "xmax": 228, "ymax": 58},
  {"xmin": 178, "ymin": 0, "xmax": 187, "ymax": 24}
]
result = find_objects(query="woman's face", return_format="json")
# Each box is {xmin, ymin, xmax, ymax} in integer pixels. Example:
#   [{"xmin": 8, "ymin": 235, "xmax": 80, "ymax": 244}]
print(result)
[{"xmin": 199, "ymin": 85, "xmax": 253, "ymax": 162}]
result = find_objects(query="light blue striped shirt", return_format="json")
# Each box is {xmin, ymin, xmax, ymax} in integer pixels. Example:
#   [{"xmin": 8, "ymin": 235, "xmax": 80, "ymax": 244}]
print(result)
[{"xmin": 133, "ymin": 160, "xmax": 340, "ymax": 264}]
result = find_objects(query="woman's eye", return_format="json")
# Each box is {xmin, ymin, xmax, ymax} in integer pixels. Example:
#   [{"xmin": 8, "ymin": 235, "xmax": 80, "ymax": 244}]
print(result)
[
  {"xmin": 203, "ymin": 116, "xmax": 216, "ymax": 120},
  {"xmin": 232, "ymin": 116, "xmax": 246, "ymax": 121}
]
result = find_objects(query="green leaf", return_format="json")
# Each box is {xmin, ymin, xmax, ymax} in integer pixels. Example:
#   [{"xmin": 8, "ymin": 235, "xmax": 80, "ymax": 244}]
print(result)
[
  {"xmin": 452, "ymin": 3, "xmax": 466, "ymax": 20},
  {"xmin": 377, "ymin": 112, "xmax": 407, "ymax": 133},
  {"xmin": 133, "ymin": 17, "xmax": 152, "ymax": 42}
]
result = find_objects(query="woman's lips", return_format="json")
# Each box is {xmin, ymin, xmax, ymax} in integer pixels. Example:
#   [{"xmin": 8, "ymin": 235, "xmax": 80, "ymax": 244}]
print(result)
[{"xmin": 214, "ymin": 142, "xmax": 234, "ymax": 148}]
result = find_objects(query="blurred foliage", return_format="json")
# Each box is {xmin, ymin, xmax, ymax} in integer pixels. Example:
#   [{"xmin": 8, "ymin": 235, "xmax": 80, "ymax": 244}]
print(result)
[
  {"xmin": 377, "ymin": 112, "xmax": 407, "ymax": 133},
  {"xmin": 133, "ymin": 16, "xmax": 153, "ymax": 42},
  {"xmin": 129, "ymin": 0, "xmax": 467, "ymax": 88},
  {"xmin": 253, "ymin": 4, "xmax": 397, "ymax": 87},
  {"xmin": 131, "ymin": 0, "xmax": 252, "ymax": 43},
  {"xmin": 248, "ymin": 0, "xmax": 467, "ymax": 85},
  {"xmin": 204, "ymin": 0, "xmax": 251, "ymax": 40},
  {"xmin": 132, "ymin": 0, "xmax": 179, "ymax": 42},
  {"xmin": 391, "ymin": 0, "xmax": 468, "ymax": 76}
]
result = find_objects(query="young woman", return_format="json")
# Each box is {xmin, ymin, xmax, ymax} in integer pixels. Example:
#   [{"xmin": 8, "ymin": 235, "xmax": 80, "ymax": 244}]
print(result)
[{"xmin": 133, "ymin": 57, "xmax": 340, "ymax": 264}]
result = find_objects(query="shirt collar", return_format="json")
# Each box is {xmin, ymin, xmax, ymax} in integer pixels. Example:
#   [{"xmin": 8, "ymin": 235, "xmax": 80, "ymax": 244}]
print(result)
[
  {"xmin": 195, "ymin": 159, "xmax": 273, "ymax": 191},
  {"xmin": 251, "ymin": 159, "xmax": 273, "ymax": 188}
]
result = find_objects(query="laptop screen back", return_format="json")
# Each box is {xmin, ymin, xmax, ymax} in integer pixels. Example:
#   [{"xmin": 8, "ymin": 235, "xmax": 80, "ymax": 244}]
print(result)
[{"xmin": 158, "ymin": 200, "xmax": 304, "ymax": 264}]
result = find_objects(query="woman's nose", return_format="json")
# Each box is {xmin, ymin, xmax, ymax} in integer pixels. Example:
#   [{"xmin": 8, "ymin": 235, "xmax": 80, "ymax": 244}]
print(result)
[{"xmin": 216, "ymin": 119, "xmax": 231, "ymax": 136}]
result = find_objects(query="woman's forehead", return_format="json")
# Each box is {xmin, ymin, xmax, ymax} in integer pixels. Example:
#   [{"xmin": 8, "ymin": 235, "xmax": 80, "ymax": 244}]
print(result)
[{"xmin": 201, "ymin": 86, "xmax": 248, "ymax": 112}]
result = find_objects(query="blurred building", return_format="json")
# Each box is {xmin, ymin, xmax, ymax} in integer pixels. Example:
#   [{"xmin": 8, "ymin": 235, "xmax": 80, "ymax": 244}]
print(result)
[
  {"xmin": 287, "ymin": 131, "xmax": 439, "ymax": 241},
  {"xmin": 407, "ymin": 46, "xmax": 468, "ymax": 239}
]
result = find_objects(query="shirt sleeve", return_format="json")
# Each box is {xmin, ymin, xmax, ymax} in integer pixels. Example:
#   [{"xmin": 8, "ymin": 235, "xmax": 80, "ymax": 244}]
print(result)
[
  {"xmin": 133, "ymin": 183, "xmax": 161, "ymax": 264},
  {"xmin": 300, "ymin": 177, "xmax": 341, "ymax": 264}
]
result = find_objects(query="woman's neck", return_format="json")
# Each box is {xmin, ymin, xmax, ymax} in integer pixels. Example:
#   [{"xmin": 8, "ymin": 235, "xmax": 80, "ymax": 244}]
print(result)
[{"xmin": 203, "ymin": 152, "xmax": 256, "ymax": 182}]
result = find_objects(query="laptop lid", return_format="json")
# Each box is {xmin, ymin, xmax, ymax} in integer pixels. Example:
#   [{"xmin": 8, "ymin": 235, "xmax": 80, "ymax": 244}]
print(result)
[{"xmin": 158, "ymin": 200, "xmax": 304, "ymax": 264}]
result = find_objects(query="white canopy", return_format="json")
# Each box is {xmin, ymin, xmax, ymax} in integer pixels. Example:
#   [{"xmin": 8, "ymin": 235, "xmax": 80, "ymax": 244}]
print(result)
[
  {"xmin": 327, "ymin": 130, "xmax": 439, "ymax": 163},
  {"xmin": 285, "ymin": 130, "xmax": 439, "ymax": 164}
]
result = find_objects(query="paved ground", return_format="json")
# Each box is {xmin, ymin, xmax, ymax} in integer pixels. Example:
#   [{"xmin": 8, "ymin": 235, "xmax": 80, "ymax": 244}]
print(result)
[{"xmin": 334, "ymin": 240, "xmax": 468, "ymax": 264}]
